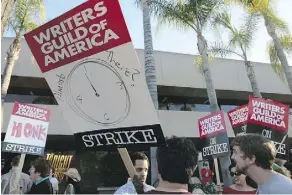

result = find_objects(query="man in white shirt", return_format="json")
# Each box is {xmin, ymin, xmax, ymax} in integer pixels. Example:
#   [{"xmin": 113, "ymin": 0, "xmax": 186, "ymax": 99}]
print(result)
[
  {"xmin": 114, "ymin": 152, "xmax": 154, "ymax": 195},
  {"xmin": 1, "ymin": 155, "xmax": 32, "ymax": 194}
]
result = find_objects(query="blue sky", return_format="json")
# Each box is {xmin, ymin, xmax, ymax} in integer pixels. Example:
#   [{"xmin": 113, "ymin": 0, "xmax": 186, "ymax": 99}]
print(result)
[{"xmin": 6, "ymin": 0, "xmax": 292, "ymax": 64}]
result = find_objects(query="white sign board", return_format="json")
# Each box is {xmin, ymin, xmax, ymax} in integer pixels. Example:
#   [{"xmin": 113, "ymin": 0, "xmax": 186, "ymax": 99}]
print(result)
[
  {"xmin": 24, "ymin": 0, "xmax": 165, "ymax": 149},
  {"xmin": 2, "ymin": 102, "xmax": 50, "ymax": 156}
]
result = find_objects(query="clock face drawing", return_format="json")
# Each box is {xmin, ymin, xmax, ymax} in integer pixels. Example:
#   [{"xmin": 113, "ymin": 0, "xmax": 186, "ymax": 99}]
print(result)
[{"xmin": 64, "ymin": 58, "xmax": 130, "ymax": 126}]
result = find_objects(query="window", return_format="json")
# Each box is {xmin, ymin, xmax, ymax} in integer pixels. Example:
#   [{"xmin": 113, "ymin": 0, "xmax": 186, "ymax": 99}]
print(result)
[
  {"xmin": 194, "ymin": 104, "xmax": 210, "ymax": 112},
  {"xmin": 220, "ymin": 105, "xmax": 237, "ymax": 112}
]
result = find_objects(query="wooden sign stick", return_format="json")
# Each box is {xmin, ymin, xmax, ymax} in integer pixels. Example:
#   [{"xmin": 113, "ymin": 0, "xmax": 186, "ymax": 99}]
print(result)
[
  {"xmin": 214, "ymin": 158, "xmax": 222, "ymax": 194},
  {"xmin": 117, "ymin": 148, "xmax": 136, "ymax": 178},
  {"xmin": 118, "ymin": 148, "xmax": 145, "ymax": 193}
]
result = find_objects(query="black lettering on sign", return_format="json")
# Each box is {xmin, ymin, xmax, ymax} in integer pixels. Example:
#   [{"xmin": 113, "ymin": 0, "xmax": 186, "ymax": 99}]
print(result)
[{"xmin": 53, "ymin": 74, "xmax": 66, "ymax": 101}]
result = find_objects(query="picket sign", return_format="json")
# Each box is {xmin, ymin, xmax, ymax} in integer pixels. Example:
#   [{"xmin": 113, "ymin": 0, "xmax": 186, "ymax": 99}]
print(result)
[
  {"xmin": 198, "ymin": 111, "xmax": 231, "ymax": 189},
  {"xmin": 23, "ymin": 0, "xmax": 166, "ymax": 190},
  {"xmin": 1, "ymin": 102, "xmax": 51, "ymax": 193}
]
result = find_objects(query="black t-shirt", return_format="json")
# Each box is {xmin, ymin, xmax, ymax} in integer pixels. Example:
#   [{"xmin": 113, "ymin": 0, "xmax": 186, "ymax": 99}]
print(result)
[
  {"xmin": 284, "ymin": 161, "xmax": 292, "ymax": 173},
  {"xmin": 28, "ymin": 178, "xmax": 53, "ymax": 194}
]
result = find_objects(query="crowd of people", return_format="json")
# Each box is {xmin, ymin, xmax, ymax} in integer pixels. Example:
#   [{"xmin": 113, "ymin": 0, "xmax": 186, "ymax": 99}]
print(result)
[
  {"xmin": 1, "ymin": 156, "xmax": 81, "ymax": 194},
  {"xmin": 1, "ymin": 134, "xmax": 292, "ymax": 194},
  {"xmin": 114, "ymin": 134, "xmax": 292, "ymax": 194}
]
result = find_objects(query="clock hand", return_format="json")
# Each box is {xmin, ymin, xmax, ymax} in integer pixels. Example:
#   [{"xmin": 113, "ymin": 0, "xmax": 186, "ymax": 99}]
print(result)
[{"xmin": 85, "ymin": 73, "xmax": 100, "ymax": 97}]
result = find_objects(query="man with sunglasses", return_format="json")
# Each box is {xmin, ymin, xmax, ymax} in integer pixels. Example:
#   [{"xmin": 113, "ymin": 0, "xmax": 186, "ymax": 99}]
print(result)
[
  {"xmin": 231, "ymin": 134, "xmax": 292, "ymax": 194},
  {"xmin": 216, "ymin": 161, "xmax": 256, "ymax": 194}
]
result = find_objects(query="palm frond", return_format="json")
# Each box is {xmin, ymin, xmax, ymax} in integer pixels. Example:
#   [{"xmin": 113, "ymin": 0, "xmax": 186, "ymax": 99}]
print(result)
[
  {"xmin": 209, "ymin": 42, "xmax": 244, "ymax": 58},
  {"xmin": 227, "ymin": 0, "xmax": 272, "ymax": 13},
  {"xmin": 194, "ymin": 0, "xmax": 224, "ymax": 28},
  {"xmin": 148, "ymin": 0, "xmax": 197, "ymax": 31},
  {"xmin": 8, "ymin": 0, "xmax": 45, "ymax": 35},
  {"xmin": 264, "ymin": 9, "xmax": 288, "ymax": 33},
  {"xmin": 212, "ymin": 10, "xmax": 234, "ymax": 32},
  {"xmin": 195, "ymin": 55, "xmax": 215, "ymax": 73},
  {"xmin": 267, "ymin": 34, "xmax": 292, "ymax": 80},
  {"xmin": 239, "ymin": 13, "xmax": 260, "ymax": 49}
]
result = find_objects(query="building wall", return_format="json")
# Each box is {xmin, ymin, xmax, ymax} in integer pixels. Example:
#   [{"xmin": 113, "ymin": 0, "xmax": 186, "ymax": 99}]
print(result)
[
  {"xmin": 2, "ymin": 37, "xmax": 292, "ymax": 96},
  {"xmin": 2, "ymin": 103, "xmax": 292, "ymax": 137}
]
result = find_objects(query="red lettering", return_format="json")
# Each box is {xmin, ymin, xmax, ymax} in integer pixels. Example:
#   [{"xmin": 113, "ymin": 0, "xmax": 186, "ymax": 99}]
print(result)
[
  {"xmin": 32, "ymin": 125, "xmax": 39, "ymax": 139},
  {"xmin": 11, "ymin": 121, "xmax": 22, "ymax": 137},
  {"xmin": 38, "ymin": 126, "xmax": 46, "ymax": 141},
  {"xmin": 10, "ymin": 122, "xmax": 47, "ymax": 141},
  {"xmin": 24, "ymin": 123, "xmax": 32, "ymax": 137}
]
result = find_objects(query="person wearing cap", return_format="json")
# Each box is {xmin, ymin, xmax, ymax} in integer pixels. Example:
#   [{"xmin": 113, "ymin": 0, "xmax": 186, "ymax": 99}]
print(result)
[{"xmin": 64, "ymin": 168, "xmax": 81, "ymax": 194}]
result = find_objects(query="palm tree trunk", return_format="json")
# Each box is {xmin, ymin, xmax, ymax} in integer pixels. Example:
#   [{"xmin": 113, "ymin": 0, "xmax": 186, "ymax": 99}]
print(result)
[
  {"xmin": 197, "ymin": 33, "xmax": 232, "ymax": 186},
  {"xmin": 1, "ymin": 33, "xmax": 21, "ymax": 105},
  {"xmin": 1, "ymin": 0, "xmax": 15, "ymax": 39},
  {"xmin": 142, "ymin": 0, "xmax": 158, "ymax": 186},
  {"xmin": 244, "ymin": 60, "xmax": 262, "ymax": 97},
  {"xmin": 264, "ymin": 16, "xmax": 292, "ymax": 93},
  {"xmin": 197, "ymin": 34, "xmax": 219, "ymax": 112}
]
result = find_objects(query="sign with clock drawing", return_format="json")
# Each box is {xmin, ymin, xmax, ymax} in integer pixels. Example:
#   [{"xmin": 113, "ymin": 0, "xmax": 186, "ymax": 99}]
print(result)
[{"xmin": 24, "ymin": 0, "xmax": 166, "ymax": 149}]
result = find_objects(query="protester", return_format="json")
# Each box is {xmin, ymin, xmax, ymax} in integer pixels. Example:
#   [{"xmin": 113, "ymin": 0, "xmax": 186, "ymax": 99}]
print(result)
[
  {"xmin": 49, "ymin": 167, "xmax": 59, "ymax": 194},
  {"xmin": 28, "ymin": 157, "xmax": 53, "ymax": 194},
  {"xmin": 145, "ymin": 137, "xmax": 198, "ymax": 194},
  {"xmin": 231, "ymin": 133, "xmax": 292, "ymax": 194},
  {"xmin": 216, "ymin": 161, "xmax": 256, "ymax": 194},
  {"xmin": 64, "ymin": 168, "xmax": 81, "ymax": 194},
  {"xmin": 1, "ymin": 155, "xmax": 32, "ymax": 194},
  {"xmin": 114, "ymin": 152, "xmax": 154, "ymax": 194},
  {"xmin": 200, "ymin": 161, "xmax": 213, "ymax": 185}
]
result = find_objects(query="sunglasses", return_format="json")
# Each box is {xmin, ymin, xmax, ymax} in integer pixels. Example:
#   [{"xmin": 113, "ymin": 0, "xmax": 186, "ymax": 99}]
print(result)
[{"xmin": 230, "ymin": 171, "xmax": 241, "ymax": 177}]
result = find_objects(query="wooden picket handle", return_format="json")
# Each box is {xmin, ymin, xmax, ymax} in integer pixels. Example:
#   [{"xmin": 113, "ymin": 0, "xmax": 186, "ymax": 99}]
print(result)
[
  {"xmin": 214, "ymin": 158, "xmax": 222, "ymax": 194},
  {"xmin": 117, "ymin": 148, "xmax": 136, "ymax": 178}
]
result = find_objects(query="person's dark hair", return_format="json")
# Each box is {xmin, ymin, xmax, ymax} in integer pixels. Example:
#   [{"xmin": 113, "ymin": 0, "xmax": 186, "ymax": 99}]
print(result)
[
  {"xmin": 231, "ymin": 134, "xmax": 275, "ymax": 170},
  {"xmin": 11, "ymin": 155, "xmax": 20, "ymax": 167},
  {"xmin": 157, "ymin": 137, "xmax": 198, "ymax": 184},
  {"xmin": 66, "ymin": 177, "xmax": 81, "ymax": 194},
  {"xmin": 31, "ymin": 157, "xmax": 51, "ymax": 177},
  {"xmin": 131, "ymin": 152, "xmax": 149, "ymax": 166}
]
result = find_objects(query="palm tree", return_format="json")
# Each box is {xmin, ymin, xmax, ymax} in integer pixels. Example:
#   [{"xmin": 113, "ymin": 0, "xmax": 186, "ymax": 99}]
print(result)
[
  {"xmin": 268, "ymin": 34, "xmax": 292, "ymax": 80},
  {"xmin": 1, "ymin": 0, "xmax": 45, "ymax": 105},
  {"xmin": 148, "ymin": 0, "xmax": 222, "ymax": 113},
  {"xmin": 135, "ymin": 0, "xmax": 159, "ymax": 185},
  {"xmin": 208, "ymin": 11, "xmax": 262, "ymax": 97},
  {"xmin": 146, "ymin": 0, "xmax": 232, "ymax": 185},
  {"xmin": 231, "ymin": 0, "xmax": 292, "ymax": 93},
  {"xmin": 1, "ymin": 0, "xmax": 16, "ymax": 38}
]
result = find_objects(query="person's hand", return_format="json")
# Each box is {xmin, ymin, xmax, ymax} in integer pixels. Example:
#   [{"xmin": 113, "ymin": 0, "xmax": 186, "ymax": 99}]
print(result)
[
  {"xmin": 206, "ymin": 172, "xmax": 209, "ymax": 177},
  {"xmin": 215, "ymin": 185, "xmax": 223, "ymax": 194}
]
